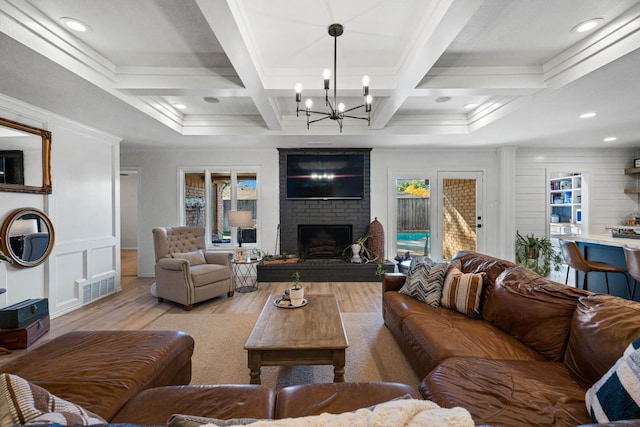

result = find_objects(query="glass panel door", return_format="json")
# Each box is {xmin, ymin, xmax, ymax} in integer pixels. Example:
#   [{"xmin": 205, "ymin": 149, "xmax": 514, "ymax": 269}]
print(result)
[
  {"xmin": 395, "ymin": 178, "xmax": 431, "ymax": 260},
  {"xmin": 438, "ymin": 172, "xmax": 484, "ymax": 261}
]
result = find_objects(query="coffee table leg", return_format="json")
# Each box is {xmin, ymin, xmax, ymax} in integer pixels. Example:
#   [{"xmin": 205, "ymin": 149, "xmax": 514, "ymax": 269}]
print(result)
[
  {"xmin": 333, "ymin": 349, "xmax": 345, "ymax": 382},
  {"xmin": 248, "ymin": 350, "xmax": 262, "ymax": 384}
]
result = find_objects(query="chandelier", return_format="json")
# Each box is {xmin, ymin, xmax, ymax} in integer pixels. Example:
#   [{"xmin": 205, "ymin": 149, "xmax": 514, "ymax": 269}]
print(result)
[{"xmin": 295, "ymin": 23, "xmax": 372, "ymax": 133}]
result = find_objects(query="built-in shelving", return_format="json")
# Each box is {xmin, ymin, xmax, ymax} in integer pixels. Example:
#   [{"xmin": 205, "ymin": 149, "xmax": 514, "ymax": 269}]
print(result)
[{"xmin": 549, "ymin": 173, "xmax": 582, "ymax": 236}]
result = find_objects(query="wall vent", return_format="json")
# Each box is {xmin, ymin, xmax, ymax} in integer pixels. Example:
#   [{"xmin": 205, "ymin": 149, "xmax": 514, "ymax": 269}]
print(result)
[{"xmin": 82, "ymin": 276, "xmax": 117, "ymax": 304}]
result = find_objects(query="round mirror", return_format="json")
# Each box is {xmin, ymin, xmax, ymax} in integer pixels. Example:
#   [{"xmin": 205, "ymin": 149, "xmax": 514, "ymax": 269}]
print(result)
[{"xmin": 0, "ymin": 208, "xmax": 54, "ymax": 268}]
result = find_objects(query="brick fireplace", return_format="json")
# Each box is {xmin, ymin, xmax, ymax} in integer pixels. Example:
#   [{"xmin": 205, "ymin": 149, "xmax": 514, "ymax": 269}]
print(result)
[{"xmin": 278, "ymin": 148, "xmax": 371, "ymax": 258}]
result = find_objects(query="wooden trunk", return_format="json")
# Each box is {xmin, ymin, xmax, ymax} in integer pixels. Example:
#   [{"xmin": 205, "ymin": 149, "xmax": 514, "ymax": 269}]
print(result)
[{"xmin": 0, "ymin": 316, "xmax": 50, "ymax": 349}]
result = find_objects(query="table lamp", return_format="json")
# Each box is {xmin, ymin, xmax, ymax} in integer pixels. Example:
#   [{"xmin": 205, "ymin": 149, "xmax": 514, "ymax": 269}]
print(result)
[{"xmin": 228, "ymin": 210, "xmax": 252, "ymax": 261}]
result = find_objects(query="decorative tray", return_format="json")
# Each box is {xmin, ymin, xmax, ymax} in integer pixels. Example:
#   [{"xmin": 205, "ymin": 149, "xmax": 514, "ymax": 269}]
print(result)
[{"xmin": 274, "ymin": 297, "xmax": 308, "ymax": 309}]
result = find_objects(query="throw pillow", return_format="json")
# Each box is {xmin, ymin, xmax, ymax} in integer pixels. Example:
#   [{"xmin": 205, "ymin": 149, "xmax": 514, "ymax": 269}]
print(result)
[
  {"xmin": 0, "ymin": 373, "xmax": 107, "ymax": 426},
  {"xmin": 586, "ymin": 337, "xmax": 640, "ymax": 422},
  {"xmin": 398, "ymin": 259, "xmax": 448, "ymax": 307},
  {"xmin": 441, "ymin": 265, "xmax": 484, "ymax": 318},
  {"xmin": 172, "ymin": 249, "xmax": 206, "ymax": 265}
]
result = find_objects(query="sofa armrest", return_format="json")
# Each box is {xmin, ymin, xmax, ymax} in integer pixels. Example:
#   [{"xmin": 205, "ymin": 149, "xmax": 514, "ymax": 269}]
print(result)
[
  {"xmin": 383, "ymin": 273, "xmax": 407, "ymax": 293},
  {"xmin": 204, "ymin": 251, "xmax": 232, "ymax": 266},
  {"xmin": 157, "ymin": 257, "xmax": 188, "ymax": 271}
]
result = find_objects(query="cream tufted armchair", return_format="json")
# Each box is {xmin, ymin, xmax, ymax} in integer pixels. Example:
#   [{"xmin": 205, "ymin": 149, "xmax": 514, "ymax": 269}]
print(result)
[{"xmin": 152, "ymin": 226, "xmax": 233, "ymax": 310}]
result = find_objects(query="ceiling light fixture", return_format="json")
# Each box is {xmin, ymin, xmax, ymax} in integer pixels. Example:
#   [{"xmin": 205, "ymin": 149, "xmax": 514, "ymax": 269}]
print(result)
[
  {"xmin": 580, "ymin": 112, "xmax": 597, "ymax": 119},
  {"xmin": 174, "ymin": 103, "xmax": 187, "ymax": 110},
  {"xmin": 435, "ymin": 96, "xmax": 451, "ymax": 103},
  {"xmin": 604, "ymin": 136, "xmax": 617, "ymax": 142},
  {"xmin": 571, "ymin": 18, "xmax": 604, "ymax": 33},
  {"xmin": 203, "ymin": 97, "xmax": 220, "ymax": 104},
  {"xmin": 60, "ymin": 17, "xmax": 91, "ymax": 33},
  {"xmin": 463, "ymin": 103, "xmax": 478, "ymax": 109},
  {"xmin": 295, "ymin": 24, "xmax": 372, "ymax": 133}
]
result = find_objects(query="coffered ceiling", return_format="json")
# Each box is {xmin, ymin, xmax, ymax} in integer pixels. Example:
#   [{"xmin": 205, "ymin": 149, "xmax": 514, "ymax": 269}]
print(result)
[{"xmin": 0, "ymin": 0, "xmax": 639, "ymax": 149}]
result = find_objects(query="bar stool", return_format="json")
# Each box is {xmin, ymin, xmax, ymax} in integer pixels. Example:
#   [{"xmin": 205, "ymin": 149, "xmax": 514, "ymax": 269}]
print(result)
[
  {"xmin": 559, "ymin": 240, "xmax": 630, "ymax": 295},
  {"xmin": 622, "ymin": 246, "xmax": 640, "ymax": 300}
]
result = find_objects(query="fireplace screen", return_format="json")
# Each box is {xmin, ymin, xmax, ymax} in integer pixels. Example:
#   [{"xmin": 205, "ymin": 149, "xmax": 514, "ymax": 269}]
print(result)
[{"xmin": 298, "ymin": 225, "xmax": 352, "ymax": 259}]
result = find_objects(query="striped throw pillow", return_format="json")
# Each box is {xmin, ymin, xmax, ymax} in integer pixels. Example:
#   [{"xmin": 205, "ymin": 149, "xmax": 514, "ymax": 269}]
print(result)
[
  {"xmin": 441, "ymin": 265, "xmax": 484, "ymax": 318},
  {"xmin": 0, "ymin": 373, "xmax": 106, "ymax": 426},
  {"xmin": 586, "ymin": 337, "xmax": 640, "ymax": 422}
]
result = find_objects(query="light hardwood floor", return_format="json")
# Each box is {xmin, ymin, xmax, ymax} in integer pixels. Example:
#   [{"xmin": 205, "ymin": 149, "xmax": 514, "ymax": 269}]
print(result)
[{"xmin": 0, "ymin": 251, "xmax": 384, "ymax": 362}]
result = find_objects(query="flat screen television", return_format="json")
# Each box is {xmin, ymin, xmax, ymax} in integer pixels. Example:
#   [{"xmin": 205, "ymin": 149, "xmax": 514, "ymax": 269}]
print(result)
[{"xmin": 286, "ymin": 153, "xmax": 365, "ymax": 200}]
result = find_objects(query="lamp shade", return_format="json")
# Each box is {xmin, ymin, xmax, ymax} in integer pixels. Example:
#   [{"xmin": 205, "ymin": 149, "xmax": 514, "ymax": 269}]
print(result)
[
  {"xmin": 228, "ymin": 210, "xmax": 252, "ymax": 227},
  {"xmin": 9, "ymin": 219, "xmax": 38, "ymax": 237}
]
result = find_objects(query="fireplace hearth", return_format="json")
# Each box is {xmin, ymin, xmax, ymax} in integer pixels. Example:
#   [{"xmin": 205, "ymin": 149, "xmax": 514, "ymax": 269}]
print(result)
[{"xmin": 298, "ymin": 225, "xmax": 352, "ymax": 259}]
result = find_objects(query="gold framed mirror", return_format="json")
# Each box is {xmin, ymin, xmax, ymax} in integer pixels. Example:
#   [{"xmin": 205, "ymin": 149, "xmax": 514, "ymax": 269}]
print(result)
[
  {"xmin": 0, "ymin": 208, "xmax": 55, "ymax": 268},
  {"xmin": 0, "ymin": 117, "xmax": 52, "ymax": 194}
]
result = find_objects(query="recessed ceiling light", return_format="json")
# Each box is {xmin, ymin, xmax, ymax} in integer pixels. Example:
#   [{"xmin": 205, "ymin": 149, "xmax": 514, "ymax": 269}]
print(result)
[
  {"xmin": 604, "ymin": 136, "xmax": 617, "ymax": 142},
  {"xmin": 60, "ymin": 17, "xmax": 91, "ymax": 33},
  {"xmin": 203, "ymin": 97, "xmax": 220, "ymax": 104},
  {"xmin": 174, "ymin": 103, "xmax": 187, "ymax": 110},
  {"xmin": 580, "ymin": 112, "xmax": 597, "ymax": 119},
  {"xmin": 463, "ymin": 103, "xmax": 478, "ymax": 109},
  {"xmin": 571, "ymin": 18, "xmax": 604, "ymax": 33},
  {"xmin": 435, "ymin": 96, "xmax": 451, "ymax": 103}
]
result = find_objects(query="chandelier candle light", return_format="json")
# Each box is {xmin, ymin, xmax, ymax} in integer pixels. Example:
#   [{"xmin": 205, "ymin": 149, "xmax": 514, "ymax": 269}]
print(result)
[{"xmin": 295, "ymin": 23, "xmax": 372, "ymax": 132}]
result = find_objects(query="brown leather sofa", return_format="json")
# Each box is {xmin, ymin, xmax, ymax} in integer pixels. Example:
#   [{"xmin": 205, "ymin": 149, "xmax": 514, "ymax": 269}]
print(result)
[
  {"xmin": 0, "ymin": 329, "xmax": 421, "ymax": 425},
  {"xmin": 383, "ymin": 250, "xmax": 640, "ymax": 427}
]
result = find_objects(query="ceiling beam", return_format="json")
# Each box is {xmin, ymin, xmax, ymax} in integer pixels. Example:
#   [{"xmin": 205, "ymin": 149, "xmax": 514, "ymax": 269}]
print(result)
[
  {"xmin": 195, "ymin": 0, "xmax": 283, "ymax": 131},
  {"xmin": 370, "ymin": 0, "xmax": 484, "ymax": 130}
]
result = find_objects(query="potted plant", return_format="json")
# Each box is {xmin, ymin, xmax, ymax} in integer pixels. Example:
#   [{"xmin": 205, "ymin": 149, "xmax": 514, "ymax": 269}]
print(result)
[
  {"xmin": 290, "ymin": 271, "xmax": 304, "ymax": 306},
  {"xmin": 515, "ymin": 231, "xmax": 563, "ymax": 277},
  {"xmin": 344, "ymin": 234, "xmax": 375, "ymax": 263}
]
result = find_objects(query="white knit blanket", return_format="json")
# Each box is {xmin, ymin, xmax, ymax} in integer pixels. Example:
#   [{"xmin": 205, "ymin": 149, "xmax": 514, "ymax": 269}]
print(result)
[{"xmin": 202, "ymin": 399, "xmax": 474, "ymax": 427}]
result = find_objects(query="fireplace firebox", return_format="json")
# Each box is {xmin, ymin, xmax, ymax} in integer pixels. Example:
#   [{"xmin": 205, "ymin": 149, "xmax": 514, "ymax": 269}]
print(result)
[{"xmin": 298, "ymin": 225, "xmax": 352, "ymax": 259}]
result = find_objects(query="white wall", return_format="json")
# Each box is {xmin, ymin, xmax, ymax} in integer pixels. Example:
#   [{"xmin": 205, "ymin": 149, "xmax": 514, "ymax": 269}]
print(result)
[
  {"xmin": 516, "ymin": 147, "xmax": 639, "ymax": 237},
  {"xmin": 124, "ymin": 146, "xmax": 509, "ymax": 276},
  {"xmin": 121, "ymin": 148, "xmax": 280, "ymax": 277},
  {"xmin": 0, "ymin": 95, "xmax": 121, "ymax": 316},
  {"xmin": 120, "ymin": 171, "xmax": 138, "ymax": 249}
]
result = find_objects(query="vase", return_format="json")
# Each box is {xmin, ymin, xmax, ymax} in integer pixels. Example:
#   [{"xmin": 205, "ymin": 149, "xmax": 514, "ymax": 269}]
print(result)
[
  {"xmin": 290, "ymin": 287, "xmax": 305, "ymax": 306},
  {"xmin": 351, "ymin": 243, "xmax": 362, "ymax": 263}
]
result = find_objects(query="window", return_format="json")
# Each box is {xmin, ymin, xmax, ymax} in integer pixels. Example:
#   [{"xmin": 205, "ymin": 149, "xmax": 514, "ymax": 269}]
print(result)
[{"xmin": 182, "ymin": 168, "xmax": 259, "ymax": 248}]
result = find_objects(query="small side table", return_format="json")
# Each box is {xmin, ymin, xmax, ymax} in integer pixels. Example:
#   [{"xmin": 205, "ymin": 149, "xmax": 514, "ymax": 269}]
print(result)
[{"xmin": 232, "ymin": 259, "xmax": 261, "ymax": 293}]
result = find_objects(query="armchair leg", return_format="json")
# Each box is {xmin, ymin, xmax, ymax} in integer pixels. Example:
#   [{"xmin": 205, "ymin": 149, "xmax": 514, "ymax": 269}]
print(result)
[
  {"xmin": 157, "ymin": 297, "xmax": 164, "ymax": 303},
  {"xmin": 228, "ymin": 290, "xmax": 235, "ymax": 297},
  {"xmin": 183, "ymin": 304, "xmax": 193, "ymax": 311}
]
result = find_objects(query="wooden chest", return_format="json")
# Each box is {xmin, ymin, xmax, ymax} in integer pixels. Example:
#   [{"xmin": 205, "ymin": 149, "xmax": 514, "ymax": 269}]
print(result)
[
  {"xmin": 0, "ymin": 298, "xmax": 49, "ymax": 329},
  {"xmin": 0, "ymin": 316, "xmax": 50, "ymax": 349}
]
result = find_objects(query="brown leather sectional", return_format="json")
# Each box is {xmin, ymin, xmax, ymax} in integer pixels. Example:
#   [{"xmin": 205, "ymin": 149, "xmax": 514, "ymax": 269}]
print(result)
[
  {"xmin": 383, "ymin": 250, "xmax": 640, "ymax": 426},
  {"xmin": 0, "ymin": 329, "xmax": 421, "ymax": 425}
]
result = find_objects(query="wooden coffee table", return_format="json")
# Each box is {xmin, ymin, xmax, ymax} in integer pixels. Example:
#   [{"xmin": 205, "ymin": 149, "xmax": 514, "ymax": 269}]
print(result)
[{"xmin": 244, "ymin": 293, "xmax": 349, "ymax": 384}]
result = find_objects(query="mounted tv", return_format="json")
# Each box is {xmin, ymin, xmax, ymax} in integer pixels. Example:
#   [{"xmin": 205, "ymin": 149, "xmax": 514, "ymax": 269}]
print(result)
[{"xmin": 286, "ymin": 153, "xmax": 365, "ymax": 200}]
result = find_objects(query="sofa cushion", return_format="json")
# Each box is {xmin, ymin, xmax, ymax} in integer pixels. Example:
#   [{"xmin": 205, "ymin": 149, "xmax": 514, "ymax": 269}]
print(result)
[
  {"xmin": 440, "ymin": 264, "xmax": 484, "ymax": 318},
  {"xmin": 586, "ymin": 337, "xmax": 640, "ymax": 423},
  {"xmin": 190, "ymin": 263, "xmax": 232, "ymax": 287},
  {"xmin": 172, "ymin": 249, "xmax": 206, "ymax": 265},
  {"xmin": 401, "ymin": 309, "xmax": 546, "ymax": 378},
  {"xmin": 398, "ymin": 260, "xmax": 447, "ymax": 306},
  {"xmin": 274, "ymin": 382, "xmax": 422, "ymax": 419},
  {"xmin": 420, "ymin": 358, "xmax": 591, "ymax": 427},
  {"xmin": 483, "ymin": 266, "xmax": 590, "ymax": 361},
  {"xmin": 0, "ymin": 373, "xmax": 107, "ymax": 426},
  {"xmin": 564, "ymin": 295, "xmax": 640, "ymax": 386},
  {"xmin": 111, "ymin": 385, "xmax": 274, "ymax": 425}
]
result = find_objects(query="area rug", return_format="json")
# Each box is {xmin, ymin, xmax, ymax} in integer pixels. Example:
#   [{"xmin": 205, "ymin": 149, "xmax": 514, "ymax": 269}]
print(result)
[{"xmin": 144, "ymin": 311, "xmax": 420, "ymax": 390}]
